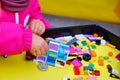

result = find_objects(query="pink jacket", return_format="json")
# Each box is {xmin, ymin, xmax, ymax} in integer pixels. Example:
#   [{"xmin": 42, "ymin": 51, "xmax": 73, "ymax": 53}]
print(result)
[{"xmin": 0, "ymin": 0, "xmax": 50, "ymax": 55}]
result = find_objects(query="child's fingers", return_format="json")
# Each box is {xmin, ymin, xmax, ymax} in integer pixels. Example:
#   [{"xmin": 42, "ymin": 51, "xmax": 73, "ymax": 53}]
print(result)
[
  {"xmin": 34, "ymin": 20, "xmax": 45, "ymax": 35},
  {"xmin": 39, "ymin": 47, "xmax": 46, "ymax": 56},
  {"xmin": 37, "ymin": 42, "xmax": 49, "ymax": 56},
  {"xmin": 31, "ymin": 21, "xmax": 41, "ymax": 34},
  {"xmin": 29, "ymin": 20, "xmax": 45, "ymax": 35},
  {"xmin": 44, "ymin": 43, "xmax": 49, "ymax": 53},
  {"xmin": 39, "ymin": 24, "xmax": 45, "ymax": 35},
  {"xmin": 36, "ymin": 49, "xmax": 42, "ymax": 56},
  {"xmin": 31, "ymin": 49, "xmax": 37, "ymax": 56},
  {"xmin": 34, "ymin": 22, "xmax": 41, "ymax": 34},
  {"xmin": 41, "ymin": 43, "xmax": 49, "ymax": 55}
]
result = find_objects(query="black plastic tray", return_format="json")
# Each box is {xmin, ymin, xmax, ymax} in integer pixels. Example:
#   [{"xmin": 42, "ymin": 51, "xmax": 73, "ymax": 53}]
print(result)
[{"xmin": 42, "ymin": 24, "xmax": 120, "ymax": 50}]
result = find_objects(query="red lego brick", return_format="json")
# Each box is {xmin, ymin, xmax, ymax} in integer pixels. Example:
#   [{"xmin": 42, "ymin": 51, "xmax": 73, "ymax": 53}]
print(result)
[
  {"xmin": 94, "ymin": 70, "xmax": 100, "ymax": 76},
  {"xmin": 73, "ymin": 66, "xmax": 80, "ymax": 75},
  {"xmin": 66, "ymin": 61, "xmax": 72, "ymax": 65},
  {"xmin": 116, "ymin": 53, "xmax": 120, "ymax": 61}
]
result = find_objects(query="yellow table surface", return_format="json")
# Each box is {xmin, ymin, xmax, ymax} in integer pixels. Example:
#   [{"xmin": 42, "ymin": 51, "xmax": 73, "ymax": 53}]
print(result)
[
  {"xmin": 0, "ymin": 45, "xmax": 120, "ymax": 80},
  {"xmin": 39, "ymin": 0, "xmax": 120, "ymax": 24}
]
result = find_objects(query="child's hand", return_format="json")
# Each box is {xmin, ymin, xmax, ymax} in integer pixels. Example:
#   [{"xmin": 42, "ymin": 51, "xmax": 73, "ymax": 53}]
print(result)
[
  {"xmin": 31, "ymin": 34, "xmax": 49, "ymax": 56},
  {"xmin": 27, "ymin": 20, "xmax": 45, "ymax": 35}
]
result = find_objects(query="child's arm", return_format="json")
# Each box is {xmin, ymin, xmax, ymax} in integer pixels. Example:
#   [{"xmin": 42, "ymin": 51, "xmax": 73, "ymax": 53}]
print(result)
[
  {"xmin": 0, "ymin": 22, "xmax": 49, "ymax": 56},
  {"xmin": 0, "ymin": 22, "xmax": 32, "ymax": 55},
  {"xmin": 28, "ymin": 0, "xmax": 50, "ymax": 29}
]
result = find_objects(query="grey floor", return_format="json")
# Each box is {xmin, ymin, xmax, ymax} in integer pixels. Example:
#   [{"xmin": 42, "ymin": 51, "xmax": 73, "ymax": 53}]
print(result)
[{"xmin": 43, "ymin": 14, "xmax": 120, "ymax": 38}]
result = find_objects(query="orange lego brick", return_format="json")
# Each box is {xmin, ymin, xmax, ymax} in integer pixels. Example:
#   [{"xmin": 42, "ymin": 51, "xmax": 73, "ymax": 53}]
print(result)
[
  {"xmin": 98, "ymin": 59, "xmax": 104, "ymax": 66},
  {"xmin": 108, "ymin": 52, "xmax": 113, "ymax": 57},
  {"xmin": 90, "ymin": 50, "xmax": 97, "ymax": 57},
  {"xmin": 93, "ymin": 33, "xmax": 98, "ymax": 38}
]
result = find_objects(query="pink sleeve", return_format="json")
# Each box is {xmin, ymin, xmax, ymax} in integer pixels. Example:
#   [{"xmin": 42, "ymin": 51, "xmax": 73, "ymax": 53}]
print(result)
[
  {"xmin": 0, "ymin": 22, "xmax": 32, "ymax": 55},
  {"xmin": 29, "ymin": 0, "xmax": 50, "ymax": 28}
]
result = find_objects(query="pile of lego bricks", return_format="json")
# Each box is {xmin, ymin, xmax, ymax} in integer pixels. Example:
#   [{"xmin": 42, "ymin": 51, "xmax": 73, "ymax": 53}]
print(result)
[{"xmin": 34, "ymin": 33, "xmax": 120, "ymax": 80}]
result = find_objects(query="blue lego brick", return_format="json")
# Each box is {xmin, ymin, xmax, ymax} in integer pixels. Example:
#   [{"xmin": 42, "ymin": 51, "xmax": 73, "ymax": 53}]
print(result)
[
  {"xmin": 84, "ymin": 66, "xmax": 93, "ymax": 70},
  {"xmin": 66, "ymin": 38, "xmax": 77, "ymax": 45}
]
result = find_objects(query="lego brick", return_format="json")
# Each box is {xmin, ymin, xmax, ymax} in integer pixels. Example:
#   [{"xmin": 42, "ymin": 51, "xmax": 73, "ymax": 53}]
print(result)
[
  {"xmin": 90, "ymin": 50, "xmax": 97, "ymax": 57},
  {"xmin": 108, "ymin": 52, "xmax": 113, "ymax": 57},
  {"xmin": 72, "ymin": 58, "xmax": 82, "ymax": 67},
  {"xmin": 94, "ymin": 70, "xmax": 100, "ymax": 76},
  {"xmin": 66, "ymin": 38, "xmax": 77, "ymax": 45},
  {"xmin": 115, "ymin": 53, "xmax": 120, "ymax": 61},
  {"xmin": 98, "ymin": 59, "xmax": 104, "ymax": 66},
  {"xmin": 84, "ymin": 66, "xmax": 93, "ymax": 70},
  {"xmin": 73, "ymin": 66, "xmax": 80, "ymax": 75}
]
